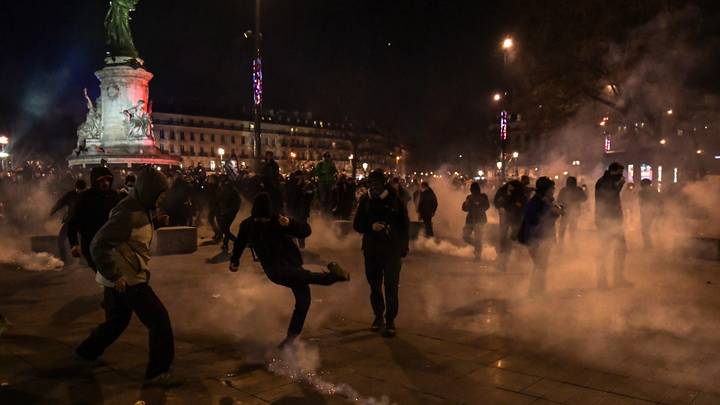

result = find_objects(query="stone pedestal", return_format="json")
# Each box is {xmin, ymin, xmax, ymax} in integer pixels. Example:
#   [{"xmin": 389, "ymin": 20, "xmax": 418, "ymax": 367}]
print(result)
[
  {"xmin": 154, "ymin": 226, "xmax": 198, "ymax": 256},
  {"xmin": 68, "ymin": 58, "xmax": 181, "ymax": 168}
]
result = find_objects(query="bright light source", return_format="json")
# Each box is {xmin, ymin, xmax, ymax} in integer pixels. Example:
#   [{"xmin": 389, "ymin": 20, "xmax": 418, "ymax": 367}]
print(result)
[
  {"xmin": 660, "ymin": 139, "xmax": 667, "ymax": 145},
  {"xmin": 289, "ymin": 152, "xmax": 297, "ymax": 159},
  {"xmin": 396, "ymin": 156, "xmax": 401, "ymax": 162},
  {"xmin": 512, "ymin": 151, "xmax": 519, "ymax": 158},
  {"xmin": 362, "ymin": 162, "xmax": 368, "ymax": 171},
  {"xmin": 348, "ymin": 154, "xmax": 354, "ymax": 160},
  {"xmin": 600, "ymin": 121, "xmax": 606, "ymax": 127},
  {"xmin": 563, "ymin": 171, "xmax": 568, "ymax": 176},
  {"xmin": 673, "ymin": 167, "xmax": 678, "ymax": 183},
  {"xmin": 666, "ymin": 109, "xmax": 673, "ymax": 115},
  {"xmin": 478, "ymin": 170, "xmax": 485, "ymax": 177},
  {"xmin": 502, "ymin": 37, "xmax": 514, "ymax": 50},
  {"xmin": 496, "ymin": 161, "xmax": 503, "ymax": 169},
  {"xmin": 0, "ymin": 136, "xmax": 8, "ymax": 145},
  {"xmin": 658, "ymin": 166, "xmax": 663, "ymax": 182},
  {"xmin": 697, "ymin": 149, "xmax": 703, "ymax": 154},
  {"xmin": 218, "ymin": 147, "xmax": 225, "ymax": 156},
  {"xmin": 0, "ymin": 152, "xmax": 8, "ymax": 158},
  {"xmin": 493, "ymin": 93, "xmax": 502, "ymax": 102}
]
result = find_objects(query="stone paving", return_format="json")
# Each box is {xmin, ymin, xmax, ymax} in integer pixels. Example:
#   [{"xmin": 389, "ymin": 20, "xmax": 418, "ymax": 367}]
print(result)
[{"xmin": 1, "ymin": 236, "xmax": 720, "ymax": 404}]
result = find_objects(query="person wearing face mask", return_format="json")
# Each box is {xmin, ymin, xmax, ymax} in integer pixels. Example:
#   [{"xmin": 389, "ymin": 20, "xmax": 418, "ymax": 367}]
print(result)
[
  {"xmin": 67, "ymin": 166, "xmax": 122, "ymax": 272},
  {"xmin": 595, "ymin": 162, "xmax": 630, "ymax": 287},
  {"xmin": 75, "ymin": 166, "xmax": 179, "ymax": 387},
  {"xmin": 353, "ymin": 169, "xmax": 410, "ymax": 337},
  {"xmin": 519, "ymin": 177, "xmax": 562, "ymax": 296},
  {"xmin": 229, "ymin": 192, "xmax": 350, "ymax": 348}
]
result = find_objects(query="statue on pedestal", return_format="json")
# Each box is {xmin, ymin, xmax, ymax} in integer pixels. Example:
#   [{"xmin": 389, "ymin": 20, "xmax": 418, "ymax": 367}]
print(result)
[
  {"xmin": 76, "ymin": 89, "xmax": 102, "ymax": 155},
  {"xmin": 123, "ymin": 100, "xmax": 154, "ymax": 140},
  {"xmin": 105, "ymin": 0, "xmax": 140, "ymax": 58}
]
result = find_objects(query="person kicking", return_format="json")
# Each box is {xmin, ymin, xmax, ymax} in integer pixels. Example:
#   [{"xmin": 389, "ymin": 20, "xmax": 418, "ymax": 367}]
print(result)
[{"xmin": 229, "ymin": 192, "xmax": 350, "ymax": 348}]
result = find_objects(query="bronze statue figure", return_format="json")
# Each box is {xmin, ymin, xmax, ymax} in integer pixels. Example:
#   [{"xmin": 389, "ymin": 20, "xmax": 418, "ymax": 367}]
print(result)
[{"xmin": 105, "ymin": 0, "xmax": 140, "ymax": 58}]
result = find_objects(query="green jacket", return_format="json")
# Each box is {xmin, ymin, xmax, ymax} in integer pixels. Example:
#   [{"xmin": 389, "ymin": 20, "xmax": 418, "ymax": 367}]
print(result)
[
  {"xmin": 91, "ymin": 167, "xmax": 168, "ymax": 287},
  {"xmin": 314, "ymin": 160, "xmax": 337, "ymax": 184}
]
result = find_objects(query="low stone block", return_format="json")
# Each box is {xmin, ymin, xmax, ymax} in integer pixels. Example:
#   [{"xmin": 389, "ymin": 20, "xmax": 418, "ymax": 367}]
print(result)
[
  {"xmin": 154, "ymin": 226, "xmax": 198, "ymax": 255},
  {"xmin": 30, "ymin": 235, "xmax": 60, "ymax": 257}
]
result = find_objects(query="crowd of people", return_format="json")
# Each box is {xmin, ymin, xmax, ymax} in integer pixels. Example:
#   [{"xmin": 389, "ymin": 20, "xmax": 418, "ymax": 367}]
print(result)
[{"xmin": 0, "ymin": 154, "xmax": 676, "ymax": 387}]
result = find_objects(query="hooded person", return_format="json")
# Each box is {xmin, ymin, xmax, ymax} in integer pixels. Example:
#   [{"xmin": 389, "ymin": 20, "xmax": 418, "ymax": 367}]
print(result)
[
  {"xmin": 518, "ymin": 177, "xmax": 562, "ymax": 295},
  {"xmin": 594, "ymin": 162, "xmax": 630, "ymax": 287},
  {"xmin": 556, "ymin": 176, "xmax": 587, "ymax": 244},
  {"xmin": 67, "ymin": 166, "xmax": 122, "ymax": 271},
  {"xmin": 74, "ymin": 166, "xmax": 179, "ymax": 387},
  {"xmin": 353, "ymin": 168, "xmax": 410, "ymax": 337},
  {"xmin": 229, "ymin": 192, "xmax": 350, "ymax": 348},
  {"xmin": 462, "ymin": 181, "xmax": 490, "ymax": 261}
]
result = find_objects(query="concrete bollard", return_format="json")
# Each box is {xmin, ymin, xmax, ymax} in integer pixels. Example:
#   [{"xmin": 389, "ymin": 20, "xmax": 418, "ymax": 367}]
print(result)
[
  {"xmin": 30, "ymin": 235, "xmax": 61, "ymax": 257},
  {"xmin": 154, "ymin": 226, "xmax": 198, "ymax": 255}
]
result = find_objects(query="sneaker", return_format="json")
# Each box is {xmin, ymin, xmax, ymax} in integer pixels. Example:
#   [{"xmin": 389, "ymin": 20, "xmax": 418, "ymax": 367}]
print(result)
[
  {"xmin": 143, "ymin": 372, "xmax": 185, "ymax": 388},
  {"xmin": 370, "ymin": 317, "xmax": 384, "ymax": 332},
  {"xmin": 327, "ymin": 262, "xmax": 350, "ymax": 282},
  {"xmin": 382, "ymin": 322, "xmax": 396, "ymax": 338},
  {"xmin": 0, "ymin": 315, "xmax": 11, "ymax": 337}
]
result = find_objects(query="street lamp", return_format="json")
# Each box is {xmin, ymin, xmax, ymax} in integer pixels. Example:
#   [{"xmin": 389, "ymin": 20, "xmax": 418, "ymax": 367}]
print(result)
[
  {"xmin": 218, "ymin": 147, "xmax": 225, "ymax": 168},
  {"xmin": 512, "ymin": 151, "xmax": 519, "ymax": 159},
  {"xmin": 502, "ymin": 37, "xmax": 514, "ymax": 50},
  {"xmin": 493, "ymin": 93, "xmax": 502, "ymax": 102},
  {"xmin": 696, "ymin": 149, "xmax": 703, "ymax": 155},
  {"xmin": 362, "ymin": 162, "xmax": 369, "ymax": 173},
  {"xmin": 660, "ymin": 139, "xmax": 667, "ymax": 145},
  {"xmin": 0, "ymin": 135, "xmax": 8, "ymax": 172},
  {"xmin": 666, "ymin": 109, "xmax": 673, "ymax": 115}
]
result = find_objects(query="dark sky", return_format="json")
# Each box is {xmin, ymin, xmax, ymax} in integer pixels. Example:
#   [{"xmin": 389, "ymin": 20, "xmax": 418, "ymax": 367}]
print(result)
[{"xmin": 0, "ymin": 0, "xmax": 509, "ymax": 164}]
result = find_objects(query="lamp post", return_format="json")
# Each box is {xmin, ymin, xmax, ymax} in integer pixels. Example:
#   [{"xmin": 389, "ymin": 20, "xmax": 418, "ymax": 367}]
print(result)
[
  {"xmin": 245, "ymin": 0, "xmax": 264, "ymax": 168},
  {"xmin": 218, "ymin": 147, "xmax": 225, "ymax": 171},
  {"xmin": 512, "ymin": 151, "xmax": 519, "ymax": 177},
  {"xmin": 362, "ymin": 162, "xmax": 369, "ymax": 176},
  {"xmin": 0, "ymin": 135, "xmax": 9, "ymax": 172}
]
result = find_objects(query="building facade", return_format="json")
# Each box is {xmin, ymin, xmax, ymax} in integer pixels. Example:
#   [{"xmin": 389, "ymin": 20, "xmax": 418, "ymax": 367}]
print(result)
[{"xmin": 152, "ymin": 112, "xmax": 403, "ymax": 174}]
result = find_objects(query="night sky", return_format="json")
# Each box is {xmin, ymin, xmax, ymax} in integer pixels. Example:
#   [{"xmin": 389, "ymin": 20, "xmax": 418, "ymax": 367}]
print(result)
[{"xmin": 0, "ymin": 0, "xmax": 509, "ymax": 164}]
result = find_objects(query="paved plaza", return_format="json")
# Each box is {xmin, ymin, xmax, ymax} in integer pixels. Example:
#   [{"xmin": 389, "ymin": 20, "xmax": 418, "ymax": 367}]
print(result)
[{"xmin": 1, "ymin": 228, "xmax": 719, "ymax": 404}]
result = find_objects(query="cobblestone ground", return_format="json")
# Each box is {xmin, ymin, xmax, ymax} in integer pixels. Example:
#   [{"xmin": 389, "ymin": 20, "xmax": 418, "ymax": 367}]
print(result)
[{"xmin": 1, "ymin": 230, "xmax": 719, "ymax": 404}]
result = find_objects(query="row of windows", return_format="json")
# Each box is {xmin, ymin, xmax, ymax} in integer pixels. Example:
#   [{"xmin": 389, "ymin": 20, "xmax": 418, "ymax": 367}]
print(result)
[
  {"xmin": 157, "ymin": 130, "xmax": 248, "ymax": 145},
  {"xmin": 158, "ymin": 143, "xmax": 348, "ymax": 162},
  {"xmin": 156, "ymin": 129, "xmax": 350, "ymax": 149}
]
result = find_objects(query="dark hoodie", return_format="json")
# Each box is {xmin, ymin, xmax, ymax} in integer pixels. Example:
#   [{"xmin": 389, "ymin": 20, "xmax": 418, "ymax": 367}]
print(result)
[
  {"xmin": 353, "ymin": 187, "xmax": 410, "ymax": 258},
  {"xmin": 230, "ymin": 193, "xmax": 310, "ymax": 270},
  {"xmin": 90, "ymin": 166, "xmax": 168, "ymax": 286},
  {"xmin": 595, "ymin": 171, "xmax": 624, "ymax": 225},
  {"xmin": 67, "ymin": 167, "xmax": 122, "ymax": 264}
]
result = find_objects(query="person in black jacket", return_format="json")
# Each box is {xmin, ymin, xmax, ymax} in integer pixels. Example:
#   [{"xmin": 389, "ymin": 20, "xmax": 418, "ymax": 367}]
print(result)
[
  {"xmin": 50, "ymin": 179, "xmax": 86, "ymax": 262},
  {"xmin": 493, "ymin": 179, "xmax": 528, "ymax": 271},
  {"xmin": 286, "ymin": 171, "xmax": 314, "ymax": 248},
  {"xmin": 353, "ymin": 169, "xmax": 410, "ymax": 337},
  {"xmin": 229, "ymin": 193, "xmax": 349, "ymax": 348},
  {"xmin": 332, "ymin": 175, "xmax": 356, "ymax": 220},
  {"xmin": 217, "ymin": 177, "xmax": 241, "ymax": 251},
  {"xmin": 518, "ymin": 177, "xmax": 561, "ymax": 295},
  {"xmin": 67, "ymin": 167, "xmax": 122, "ymax": 271},
  {"xmin": 416, "ymin": 181, "xmax": 438, "ymax": 237},
  {"xmin": 556, "ymin": 176, "xmax": 587, "ymax": 245},
  {"xmin": 595, "ymin": 162, "xmax": 629, "ymax": 287},
  {"xmin": 462, "ymin": 182, "xmax": 490, "ymax": 261}
]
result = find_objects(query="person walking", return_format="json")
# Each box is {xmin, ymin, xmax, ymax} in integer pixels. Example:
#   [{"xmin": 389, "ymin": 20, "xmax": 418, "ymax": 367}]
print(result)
[
  {"xmin": 462, "ymin": 182, "xmax": 490, "ymax": 261},
  {"xmin": 353, "ymin": 169, "xmax": 409, "ymax": 337},
  {"xmin": 595, "ymin": 162, "xmax": 630, "ymax": 287},
  {"xmin": 518, "ymin": 177, "xmax": 562, "ymax": 295},
  {"xmin": 67, "ymin": 167, "xmax": 122, "ymax": 271},
  {"xmin": 417, "ymin": 181, "xmax": 438, "ymax": 237},
  {"xmin": 50, "ymin": 179, "xmax": 87, "ymax": 262},
  {"xmin": 229, "ymin": 192, "xmax": 350, "ymax": 348},
  {"xmin": 74, "ymin": 167, "xmax": 179, "ymax": 387},
  {"xmin": 556, "ymin": 176, "xmax": 587, "ymax": 245},
  {"xmin": 217, "ymin": 177, "xmax": 241, "ymax": 251}
]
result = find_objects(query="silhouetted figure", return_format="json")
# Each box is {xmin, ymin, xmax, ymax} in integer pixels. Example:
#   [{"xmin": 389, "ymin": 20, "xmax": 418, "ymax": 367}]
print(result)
[
  {"xmin": 462, "ymin": 182, "xmax": 490, "ymax": 261},
  {"xmin": 332, "ymin": 174, "xmax": 356, "ymax": 220},
  {"xmin": 50, "ymin": 179, "xmax": 87, "ymax": 262},
  {"xmin": 217, "ymin": 177, "xmax": 241, "ymax": 251},
  {"xmin": 595, "ymin": 162, "xmax": 630, "ymax": 287},
  {"xmin": 557, "ymin": 176, "xmax": 587, "ymax": 244},
  {"xmin": 67, "ymin": 167, "xmax": 122, "ymax": 271},
  {"xmin": 416, "ymin": 181, "xmax": 438, "ymax": 237},
  {"xmin": 493, "ymin": 179, "xmax": 529, "ymax": 271},
  {"xmin": 230, "ymin": 193, "xmax": 350, "ymax": 348},
  {"xmin": 638, "ymin": 178, "xmax": 661, "ymax": 249},
  {"xmin": 314, "ymin": 152, "xmax": 338, "ymax": 214},
  {"xmin": 519, "ymin": 177, "xmax": 561, "ymax": 295}
]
